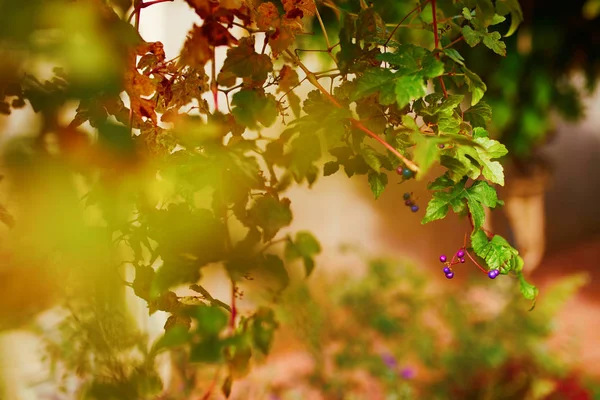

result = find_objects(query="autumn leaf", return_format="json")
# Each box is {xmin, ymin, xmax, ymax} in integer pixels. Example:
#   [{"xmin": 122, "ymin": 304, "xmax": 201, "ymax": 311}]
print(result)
[
  {"xmin": 180, "ymin": 25, "xmax": 213, "ymax": 69},
  {"xmin": 219, "ymin": 37, "xmax": 273, "ymax": 86},
  {"xmin": 256, "ymin": 2, "xmax": 280, "ymax": 30},
  {"xmin": 282, "ymin": 0, "xmax": 316, "ymax": 17}
]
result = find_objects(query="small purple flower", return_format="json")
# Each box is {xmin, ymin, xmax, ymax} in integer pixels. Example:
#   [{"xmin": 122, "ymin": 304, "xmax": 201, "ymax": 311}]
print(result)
[
  {"xmin": 400, "ymin": 367, "xmax": 416, "ymax": 380},
  {"xmin": 381, "ymin": 353, "xmax": 398, "ymax": 369}
]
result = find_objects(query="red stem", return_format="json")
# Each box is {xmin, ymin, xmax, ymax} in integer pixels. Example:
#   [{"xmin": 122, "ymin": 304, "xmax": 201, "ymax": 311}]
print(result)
[
  {"xmin": 230, "ymin": 280, "xmax": 237, "ymax": 329},
  {"xmin": 465, "ymin": 249, "xmax": 488, "ymax": 274},
  {"xmin": 212, "ymin": 47, "xmax": 219, "ymax": 112},
  {"xmin": 431, "ymin": 0, "xmax": 448, "ymax": 98}
]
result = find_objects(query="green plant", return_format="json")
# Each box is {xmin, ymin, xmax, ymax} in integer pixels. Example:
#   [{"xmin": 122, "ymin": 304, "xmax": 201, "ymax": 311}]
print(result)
[
  {"xmin": 0, "ymin": 0, "xmax": 540, "ymax": 397},
  {"xmin": 457, "ymin": 0, "xmax": 600, "ymax": 159},
  {"xmin": 276, "ymin": 256, "xmax": 593, "ymax": 400}
]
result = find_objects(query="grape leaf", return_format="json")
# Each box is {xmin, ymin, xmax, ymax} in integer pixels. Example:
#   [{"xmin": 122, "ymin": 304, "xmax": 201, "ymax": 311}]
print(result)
[
  {"xmin": 285, "ymin": 231, "xmax": 321, "ymax": 276},
  {"xmin": 231, "ymin": 89, "xmax": 278, "ymax": 129},
  {"xmin": 464, "ymin": 100, "xmax": 492, "ymax": 128},
  {"xmin": 352, "ymin": 68, "xmax": 397, "ymax": 105},
  {"xmin": 462, "ymin": 66, "xmax": 487, "ymax": 106},
  {"xmin": 470, "ymin": 229, "xmax": 518, "ymax": 270},
  {"xmin": 219, "ymin": 37, "xmax": 273, "ymax": 86},
  {"xmin": 422, "ymin": 180, "xmax": 467, "ymax": 224},
  {"xmin": 368, "ymin": 171, "xmax": 388, "ymax": 200},
  {"xmin": 248, "ymin": 195, "xmax": 292, "ymax": 242}
]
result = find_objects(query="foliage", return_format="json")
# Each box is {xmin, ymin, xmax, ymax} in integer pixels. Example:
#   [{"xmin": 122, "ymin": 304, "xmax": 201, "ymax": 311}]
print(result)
[
  {"xmin": 0, "ymin": 0, "xmax": 541, "ymax": 396},
  {"xmin": 276, "ymin": 257, "xmax": 595, "ymax": 400},
  {"xmin": 457, "ymin": 0, "xmax": 600, "ymax": 158}
]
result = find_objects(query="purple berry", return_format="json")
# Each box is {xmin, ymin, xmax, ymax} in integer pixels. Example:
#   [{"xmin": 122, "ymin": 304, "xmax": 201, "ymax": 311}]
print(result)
[
  {"xmin": 438, "ymin": 144, "xmax": 445, "ymax": 149},
  {"xmin": 439, "ymin": 254, "xmax": 447, "ymax": 263},
  {"xmin": 405, "ymin": 200, "xmax": 413, "ymax": 206},
  {"xmin": 443, "ymin": 267, "xmax": 451, "ymax": 274},
  {"xmin": 396, "ymin": 166, "xmax": 404, "ymax": 175},
  {"xmin": 445, "ymin": 271, "xmax": 454, "ymax": 279},
  {"xmin": 460, "ymin": 258, "xmax": 465, "ymax": 263},
  {"xmin": 456, "ymin": 249, "xmax": 465, "ymax": 258},
  {"xmin": 488, "ymin": 269, "xmax": 499, "ymax": 279},
  {"xmin": 411, "ymin": 205, "xmax": 419, "ymax": 212},
  {"xmin": 403, "ymin": 193, "xmax": 411, "ymax": 200}
]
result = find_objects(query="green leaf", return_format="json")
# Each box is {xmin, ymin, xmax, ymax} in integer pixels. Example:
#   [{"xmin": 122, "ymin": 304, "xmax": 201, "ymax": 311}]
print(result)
[
  {"xmin": 491, "ymin": 14, "xmax": 506, "ymax": 25},
  {"xmin": 462, "ymin": 25, "xmax": 482, "ymax": 46},
  {"xmin": 251, "ymin": 307, "xmax": 278, "ymax": 355},
  {"xmin": 231, "ymin": 90, "xmax": 278, "ymax": 129},
  {"xmin": 260, "ymin": 254, "xmax": 289, "ymax": 290},
  {"xmin": 190, "ymin": 337, "xmax": 223, "ymax": 363},
  {"xmin": 496, "ymin": 0, "xmax": 523, "ymax": 37},
  {"xmin": 285, "ymin": 231, "xmax": 321, "ymax": 276},
  {"xmin": 361, "ymin": 145, "xmax": 382, "ymax": 172},
  {"xmin": 462, "ymin": 67, "xmax": 487, "ymax": 106},
  {"xmin": 438, "ymin": 115, "xmax": 461, "ymax": 134},
  {"xmin": 194, "ymin": 305, "xmax": 229, "ymax": 336},
  {"xmin": 377, "ymin": 45, "xmax": 443, "ymax": 77},
  {"xmin": 464, "ymin": 101, "xmax": 492, "ymax": 128},
  {"xmin": 411, "ymin": 133, "xmax": 440, "ymax": 178},
  {"xmin": 395, "ymin": 75, "xmax": 427, "ymax": 109},
  {"xmin": 422, "ymin": 180, "xmax": 467, "ymax": 224},
  {"xmin": 368, "ymin": 171, "xmax": 388, "ymax": 200},
  {"xmin": 427, "ymin": 173, "xmax": 455, "ymax": 190},
  {"xmin": 153, "ymin": 325, "xmax": 190, "ymax": 352},
  {"xmin": 463, "ymin": 181, "xmax": 501, "ymax": 230},
  {"xmin": 323, "ymin": 161, "xmax": 339, "ymax": 176},
  {"xmin": 352, "ymin": 68, "xmax": 397, "ymax": 105},
  {"xmin": 482, "ymin": 31, "xmax": 507, "ymax": 56},
  {"xmin": 443, "ymin": 48, "xmax": 465, "ymax": 66},
  {"xmin": 288, "ymin": 131, "xmax": 322, "ymax": 184},
  {"xmin": 462, "ymin": 7, "xmax": 473, "ymax": 20},
  {"xmin": 473, "ymin": 136, "xmax": 508, "ymax": 185},
  {"xmin": 470, "ymin": 230, "xmax": 518, "ymax": 270},
  {"xmin": 248, "ymin": 195, "xmax": 293, "ymax": 242},
  {"xmin": 517, "ymin": 271, "xmax": 539, "ymax": 301}
]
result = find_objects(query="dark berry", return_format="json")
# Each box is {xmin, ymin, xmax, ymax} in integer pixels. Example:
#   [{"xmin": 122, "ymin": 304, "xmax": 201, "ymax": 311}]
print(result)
[
  {"xmin": 443, "ymin": 267, "xmax": 451, "ymax": 274},
  {"xmin": 402, "ymin": 169, "xmax": 413, "ymax": 179},
  {"xmin": 439, "ymin": 255, "xmax": 447, "ymax": 263},
  {"xmin": 405, "ymin": 200, "xmax": 414, "ymax": 206},
  {"xmin": 456, "ymin": 249, "xmax": 465, "ymax": 258},
  {"xmin": 445, "ymin": 271, "xmax": 454, "ymax": 279},
  {"xmin": 396, "ymin": 166, "xmax": 404, "ymax": 175},
  {"xmin": 438, "ymin": 144, "xmax": 445, "ymax": 149},
  {"xmin": 403, "ymin": 193, "xmax": 411, "ymax": 200},
  {"xmin": 488, "ymin": 269, "xmax": 500, "ymax": 279},
  {"xmin": 411, "ymin": 205, "xmax": 419, "ymax": 212},
  {"xmin": 460, "ymin": 258, "xmax": 465, "ymax": 263}
]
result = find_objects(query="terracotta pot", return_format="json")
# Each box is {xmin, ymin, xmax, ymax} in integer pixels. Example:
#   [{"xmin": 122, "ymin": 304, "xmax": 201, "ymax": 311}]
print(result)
[{"xmin": 501, "ymin": 158, "xmax": 552, "ymax": 274}]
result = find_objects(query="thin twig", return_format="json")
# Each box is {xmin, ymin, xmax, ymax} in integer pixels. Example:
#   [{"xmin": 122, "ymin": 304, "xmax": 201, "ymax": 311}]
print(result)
[
  {"xmin": 127, "ymin": 0, "xmax": 174, "ymax": 23},
  {"xmin": 443, "ymin": 36, "xmax": 464, "ymax": 49},
  {"xmin": 384, "ymin": 0, "xmax": 431, "ymax": 46}
]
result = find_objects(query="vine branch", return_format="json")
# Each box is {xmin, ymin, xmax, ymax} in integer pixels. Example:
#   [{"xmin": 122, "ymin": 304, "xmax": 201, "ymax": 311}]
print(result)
[
  {"xmin": 431, "ymin": 0, "xmax": 448, "ymax": 98},
  {"xmin": 284, "ymin": 49, "xmax": 420, "ymax": 173}
]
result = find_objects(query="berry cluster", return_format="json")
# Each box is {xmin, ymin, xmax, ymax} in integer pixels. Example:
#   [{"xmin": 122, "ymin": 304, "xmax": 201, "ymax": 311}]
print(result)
[
  {"xmin": 439, "ymin": 247, "xmax": 501, "ymax": 280},
  {"xmin": 402, "ymin": 192, "xmax": 419, "ymax": 213},
  {"xmin": 396, "ymin": 166, "xmax": 414, "ymax": 180}
]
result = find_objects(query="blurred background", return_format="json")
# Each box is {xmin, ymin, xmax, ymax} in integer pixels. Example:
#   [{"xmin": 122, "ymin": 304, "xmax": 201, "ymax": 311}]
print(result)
[{"xmin": 0, "ymin": 0, "xmax": 600, "ymax": 399}]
